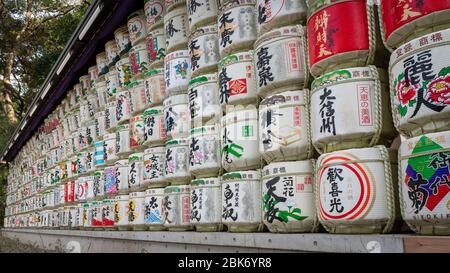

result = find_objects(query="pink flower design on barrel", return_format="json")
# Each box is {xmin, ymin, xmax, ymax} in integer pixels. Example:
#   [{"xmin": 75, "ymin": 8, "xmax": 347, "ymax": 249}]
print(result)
[
  {"xmin": 396, "ymin": 79, "xmax": 417, "ymax": 105},
  {"xmin": 427, "ymin": 75, "xmax": 450, "ymax": 105}
]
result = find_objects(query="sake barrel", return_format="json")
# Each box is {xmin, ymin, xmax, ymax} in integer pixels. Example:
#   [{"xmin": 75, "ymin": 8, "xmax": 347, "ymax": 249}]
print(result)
[
  {"xmin": 143, "ymin": 107, "xmax": 166, "ymax": 147},
  {"xmin": 96, "ymin": 52, "xmax": 109, "ymax": 76},
  {"xmin": 116, "ymin": 160, "xmax": 130, "ymax": 195},
  {"xmin": 143, "ymin": 147, "xmax": 167, "ymax": 188},
  {"xmin": 221, "ymin": 107, "xmax": 261, "ymax": 171},
  {"xmin": 307, "ymin": 0, "xmax": 388, "ymax": 77},
  {"xmin": 96, "ymin": 78, "xmax": 108, "ymax": 111},
  {"xmin": 130, "ymin": 115, "xmax": 146, "ymax": 151},
  {"xmin": 189, "ymin": 125, "xmax": 221, "ymax": 178},
  {"xmin": 83, "ymin": 203, "xmax": 93, "ymax": 230},
  {"xmin": 127, "ymin": 10, "xmax": 148, "ymax": 47},
  {"xmin": 163, "ymin": 185, "xmax": 194, "ymax": 231},
  {"xmin": 256, "ymin": 0, "xmax": 307, "ymax": 36},
  {"xmin": 187, "ymin": 0, "xmax": 218, "ymax": 32},
  {"xmin": 190, "ymin": 177, "xmax": 223, "ymax": 231},
  {"xmin": 254, "ymin": 25, "xmax": 309, "ymax": 98},
  {"xmin": 389, "ymin": 29, "xmax": 450, "ymax": 137},
  {"xmin": 164, "ymin": 139, "xmax": 190, "ymax": 184},
  {"xmin": 105, "ymin": 101, "xmax": 118, "ymax": 133},
  {"xmin": 221, "ymin": 170, "xmax": 263, "ymax": 232},
  {"xmin": 114, "ymin": 194, "xmax": 131, "ymax": 230},
  {"xmin": 95, "ymin": 112, "xmax": 107, "ymax": 140},
  {"xmin": 105, "ymin": 40, "xmax": 120, "ymax": 68},
  {"xmin": 102, "ymin": 199, "xmax": 116, "ymax": 230},
  {"xmin": 93, "ymin": 170, "xmax": 105, "ymax": 201},
  {"xmin": 189, "ymin": 24, "xmax": 220, "ymax": 77},
  {"xmin": 259, "ymin": 90, "xmax": 313, "ymax": 163},
  {"xmin": 164, "ymin": 6, "xmax": 189, "ymax": 52},
  {"xmin": 218, "ymin": 51, "xmax": 258, "ymax": 107},
  {"xmin": 218, "ymin": 0, "xmax": 257, "ymax": 57},
  {"xmin": 128, "ymin": 191, "xmax": 147, "ymax": 230},
  {"xmin": 144, "ymin": 0, "xmax": 165, "ymax": 31},
  {"xmin": 105, "ymin": 67, "xmax": 120, "ymax": 98},
  {"xmin": 188, "ymin": 74, "xmax": 221, "ymax": 126},
  {"xmin": 85, "ymin": 175, "xmax": 96, "ymax": 202},
  {"xmin": 76, "ymin": 177, "xmax": 87, "ymax": 203},
  {"xmin": 91, "ymin": 201, "xmax": 103, "ymax": 229},
  {"xmin": 164, "ymin": 50, "xmax": 191, "ymax": 96},
  {"xmin": 163, "ymin": 94, "xmax": 190, "ymax": 139},
  {"xmin": 129, "ymin": 80, "xmax": 148, "ymax": 115},
  {"xmin": 104, "ymin": 165, "xmax": 118, "ymax": 197},
  {"xmin": 79, "ymin": 74, "xmax": 91, "ymax": 97},
  {"xmin": 262, "ymin": 160, "xmax": 318, "ymax": 233},
  {"xmin": 89, "ymin": 66, "xmax": 99, "ymax": 88},
  {"xmin": 103, "ymin": 133, "xmax": 118, "ymax": 165},
  {"xmin": 84, "ymin": 120, "xmax": 97, "ymax": 147},
  {"xmin": 166, "ymin": 0, "xmax": 186, "ymax": 12},
  {"xmin": 147, "ymin": 28, "xmax": 167, "ymax": 69},
  {"xmin": 114, "ymin": 25, "xmax": 132, "ymax": 57},
  {"xmin": 116, "ymin": 57, "xmax": 133, "ymax": 90},
  {"xmin": 128, "ymin": 153, "xmax": 145, "ymax": 191},
  {"xmin": 316, "ymin": 146, "xmax": 398, "ymax": 234},
  {"xmin": 380, "ymin": 0, "xmax": 450, "ymax": 51},
  {"xmin": 129, "ymin": 41, "xmax": 151, "ymax": 78},
  {"xmin": 144, "ymin": 69, "xmax": 167, "ymax": 107},
  {"xmin": 115, "ymin": 124, "xmax": 132, "ymax": 157},
  {"xmin": 398, "ymin": 131, "xmax": 450, "ymax": 235},
  {"xmin": 144, "ymin": 188, "xmax": 166, "ymax": 230},
  {"xmin": 94, "ymin": 140, "xmax": 106, "ymax": 167},
  {"xmin": 85, "ymin": 147, "xmax": 96, "ymax": 174},
  {"xmin": 311, "ymin": 66, "xmax": 396, "ymax": 153},
  {"xmin": 116, "ymin": 91, "xmax": 132, "ymax": 125}
]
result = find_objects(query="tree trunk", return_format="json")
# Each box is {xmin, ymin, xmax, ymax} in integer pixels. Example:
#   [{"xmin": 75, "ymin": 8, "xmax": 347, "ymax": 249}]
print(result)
[{"xmin": 1, "ymin": 52, "xmax": 19, "ymax": 126}]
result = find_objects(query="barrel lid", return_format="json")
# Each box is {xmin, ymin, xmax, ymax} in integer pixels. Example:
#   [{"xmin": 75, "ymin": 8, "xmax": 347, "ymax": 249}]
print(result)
[
  {"xmin": 144, "ymin": 146, "xmax": 165, "ymax": 154},
  {"xmin": 263, "ymin": 160, "xmax": 313, "ymax": 177},
  {"xmin": 115, "ymin": 194, "xmax": 130, "ymax": 201},
  {"xmin": 127, "ymin": 9, "xmax": 145, "ymax": 20},
  {"xmin": 219, "ymin": 0, "xmax": 256, "ymax": 14},
  {"xmin": 130, "ymin": 115, "xmax": 144, "ymax": 122},
  {"xmin": 164, "ymin": 4, "xmax": 187, "ymax": 20},
  {"xmin": 83, "ymin": 203, "xmax": 90, "ymax": 207},
  {"xmin": 102, "ymin": 199, "xmax": 114, "ymax": 204},
  {"xmin": 128, "ymin": 152, "xmax": 144, "ymax": 162},
  {"xmin": 164, "ymin": 50, "xmax": 190, "ymax": 61},
  {"xmin": 163, "ymin": 94, "xmax": 189, "ymax": 106},
  {"xmin": 190, "ymin": 125, "xmax": 219, "ymax": 137},
  {"xmin": 188, "ymin": 73, "xmax": 218, "ymax": 88},
  {"xmin": 189, "ymin": 24, "xmax": 218, "ymax": 41},
  {"xmin": 148, "ymin": 27, "xmax": 164, "ymax": 36},
  {"xmin": 94, "ymin": 170, "xmax": 104, "ymax": 176},
  {"xmin": 260, "ymin": 90, "xmax": 306, "ymax": 108},
  {"xmin": 165, "ymin": 138, "xmax": 188, "ymax": 146},
  {"xmin": 191, "ymin": 177, "xmax": 220, "ymax": 187},
  {"xmin": 311, "ymin": 66, "xmax": 376, "ymax": 90},
  {"xmin": 145, "ymin": 188, "xmax": 165, "ymax": 195},
  {"xmin": 115, "ymin": 159, "xmax": 129, "ymax": 166},
  {"xmin": 144, "ymin": 68, "xmax": 164, "ymax": 77},
  {"xmin": 219, "ymin": 51, "xmax": 253, "ymax": 67},
  {"xmin": 164, "ymin": 185, "xmax": 191, "ymax": 194},
  {"xmin": 129, "ymin": 191, "xmax": 146, "ymax": 198},
  {"xmin": 222, "ymin": 107, "xmax": 258, "ymax": 125},
  {"xmin": 143, "ymin": 106, "xmax": 163, "ymax": 116},
  {"xmin": 222, "ymin": 170, "xmax": 261, "ymax": 182},
  {"xmin": 116, "ymin": 123, "xmax": 130, "ymax": 131},
  {"xmin": 318, "ymin": 146, "xmax": 395, "ymax": 168},
  {"xmin": 254, "ymin": 25, "xmax": 305, "ymax": 49},
  {"xmin": 400, "ymin": 131, "xmax": 450, "ymax": 159}
]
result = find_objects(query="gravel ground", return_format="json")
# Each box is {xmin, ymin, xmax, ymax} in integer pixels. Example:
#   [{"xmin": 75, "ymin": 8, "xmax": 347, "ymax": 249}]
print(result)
[{"xmin": 0, "ymin": 235, "xmax": 59, "ymax": 253}]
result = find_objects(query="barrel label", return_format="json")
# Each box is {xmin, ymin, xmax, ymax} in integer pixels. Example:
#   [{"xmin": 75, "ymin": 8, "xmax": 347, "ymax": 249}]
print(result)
[{"xmin": 145, "ymin": 195, "xmax": 164, "ymax": 224}]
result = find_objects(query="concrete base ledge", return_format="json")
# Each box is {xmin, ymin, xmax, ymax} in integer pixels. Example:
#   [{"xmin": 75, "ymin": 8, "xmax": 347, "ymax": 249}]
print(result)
[{"xmin": 0, "ymin": 228, "xmax": 421, "ymax": 253}]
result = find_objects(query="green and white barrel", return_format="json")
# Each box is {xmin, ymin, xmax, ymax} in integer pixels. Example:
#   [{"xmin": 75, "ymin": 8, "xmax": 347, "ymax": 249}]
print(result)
[
  {"xmin": 189, "ymin": 125, "xmax": 221, "ymax": 178},
  {"xmin": 130, "ymin": 114, "xmax": 146, "ymax": 151},
  {"xmin": 82, "ymin": 202, "xmax": 93, "ymax": 230},
  {"xmin": 144, "ymin": 69, "xmax": 167, "ymax": 107},
  {"xmin": 164, "ymin": 5, "xmax": 189, "ymax": 52},
  {"xmin": 164, "ymin": 50, "xmax": 191, "ymax": 96},
  {"xmin": 127, "ymin": 9, "xmax": 148, "ymax": 47},
  {"xmin": 221, "ymin": 170, "xmax": 263, "ymax": 232},
  {"xmin": 143, "ymin": 106, "xmax": 166, "ymax": 147},
  {"xmin": 398, "ymin": 131, "xmax": 450, "ymax": 235},
  {"xmin": 144, "ymin": 0, "xmax": 165, "ymax": 31},
  {"xmin": 187, "ymin": 0, "xmax": 218, "ymax": 32},
  {"xmin": 104, "ymin": 101, "xmax": 118, "ymax": 133},
  {"xmin": 93, "ymin": 170, "xmax": 105, "ymax": 201},
  {"xmin": 147, "ymin": 28, "xmax": 166, "ymax": 69},
  {"xmin": 262, "ymin": 160, "xmax": 318, "ymax": 233},
  {"xmin": 128, "ymin": 191, "xmax": 147, "ymax": 231},
  {"xmin": 190, "ymin": 177, "xmax": 223, "ymax": 231},
  {"xmin": 128, "ymin": 153, "xmax": 146, "ymax": 191},
  {"xmin": 105, "ymin": 40, "xmax": 120, "ymax": 68},
  {"xmin": 188, "ymin": 74, "xmax": 221, "ymax": 126},
  {"xmin": 165, "ymin": 138, "xmax": 190, "ymax": 184},
  {"xmin": 116, "ymin": 159, "xmax": 130, "ymax": 195},
  {"xmin": 91, "ymin": 201, "xmax": 103, "ymax": 229},
  {"xmin": 96, "ymin": 51, "xmax": 109, "ymax": 76},
  {"xmin": 259, "ymin": 90, "xmax": 313, "ymax": 163},
  {"xmin": 103, "ymin": 133, "xmax": 118, "ymax": 165},
  {"xmin": 102, "ymin": 199, "xmax": 116, "ymax": 230},
  {"xmin": 189, "ymin": 24, "xmax": 219, "ymax": 77},
  {"xmin": 311, "ymin": 66, "xmax": 396, "ymax": 153},
  {"xmin": 256, "ymin": 0, "xmax": 307, "ymax": 36},
  {"xmin": 254, "ymin": 25, "xmax": 309, "ymax": 98},
  {"xmin": 165, "ymin": 0, "xmax": 186, "ymax": 12},
  {"xmin": 316, "ymin": 146, "xmax": 399, "ymax": 234},
  {"xmin": 105, "ymin": 67, "xmax": 120, "ymax": 99},
  {"xmin": 143, "ymin": 147, "xmax": 167, "ymax": 188},
  {"xmin": 116, "ymin": 90, "xmax": 132, "ymax": 125},
  {"xmin": 115, "ymin": 124, "xmax": 132, "ymax": 157},
  {"xmin": 114, "ymin": 194, "xmax": 131, "ymax": 230},
  {"xmin": 114, "ymin": 25, "xmax": 132, "ymax": 57},
  {"xmin": 218, "ymin": 0, "xmax": 257, "ymax": 57},
  {"xmin": 130, "ymin": 41, "xmax": 151, "ymax": 78},
  {"xmin": 389, "ymin": 28, "xmax": 450, "ymax": 137},
  {"xmin": 163, "ymin": 185, "xmax": 194, "ymax": 231},
  {"xmin": 163, "ymin": 94, "xmax": 191, "ymax": 139},
  {"xmin": 221, "ymin": 107, "xmax": 261, "ymax": 172},
  {"xmin": 144, "ymin": 188, "xmax": 166, "ymax": 230},
  {"xmin": 116, "ymin": 56, "xmax": 132, "ymax": 90},
  {"xmin": 129, "ymin": 80, "xmax": 148, "ymax": 115}
]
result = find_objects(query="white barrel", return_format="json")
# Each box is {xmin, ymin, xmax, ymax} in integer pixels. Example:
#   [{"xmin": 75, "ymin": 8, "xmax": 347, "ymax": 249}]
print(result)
[
  {"xmin": 115, "ymin": 124, "xmax": 132, "ymax": 157},
  {"xmin": 262, "ymin": 160, "xmax": 317, "ymax": 233},
  {"xmin": 390, "ymin": 28, "xmax": 450, "ymax": 137},
  {"xmin": 114, "ymin": 195, "xmax": 130, "ymax": 230},
  {"xmin": 128, "ymin": 153, "xmax": 145, "ymax": 191},
  {"xmin": 85, "ymin": 147, "xmax": 96, "ymax": 174},
  {"xmin": 93, "ymin": 170, "xmax": 105, "ymax": 200},
  {"xmin": 316, "ymin": 146, "xmax": 398, "ymax": 234},
  {"xmin": 164, "ymin": 50, "xmax": 191, "ymax": 96},
  {"xmin": 188, "ymin": 74, "xmax": 221, "ymax": 125},
  {"xmin": 163, "ymin": 185, "xmax": 193, "ymax": 230},
  {"xmin": 221, "ymin": 107, "xmax": 261, "ymax": 171},
  {"xmin": 105, "ymin": 101, "xmax": 118, "ymax": 132},
  {"xmin": 165, "ymin": 0, "xmax": 185, "ymax": 12},
  {"xmin": 84, "ymin": 119, "xmax": 97, "ymax": 146},
  {"xmin": 102, "ymin": 199, "xmax": 116, "ymax": 229},
  {"xmin": 116, "ymin": 160, "xmax": 130, "ymax": 195},
  {"xmin": 129, "ymin": 80, "xmax": 148, "ymax": 115},
  {"xmin": 259, "ymin": 90, "xmax": 313, "ymax": 163},
  {"xmin": 163, "ymin": 94, "xmax": 190, "ymax": 139},
  {"xmin": 189, "ymin": 125, "xmax": 221, "ymax": 178},
  {"xmin": 105, "ymin": 40, "xmax": 120, "ymax": 68},
  {"xmin": 83, "ymin": 203, "xmax": 92, "ymax": 229},
  {"xmin": 164, "ymin": 138, "xmax": 190, "ymax": 184},
  {"xmin": 221, "ymin": 170, "xmax": 263, "ymax": 232},
  {"xmin": 311, "ymin": 66, "xmax": 395, "ymax": 153},
  {"xmin": 91, "ymin": 201, "xmax": 103, "ymax": 228},
  {"xmin": 254, "ymin": 25, "xmax": 309, "ymax": 98},
  {"xmin": 127, "ymin": 10, "xmax": 148, "ymax": 47},
  {"xmin": 187, "ymin": 0, "xmax": 218, "ymax": 32},
  {"xmin": 398, "ymin": 131, "xmax": 450, "ymax": 235},
  {"xmin": 189, "ymin": 24, "xmax": 219, "ymax": 77},
  {"xmin": 104, "ymin": 165, "xmax": 118, "ymax": 197},
  {"xmin": 96, "ymin": 78, "xmax": 108, "ymax": 111},
  {"xmin": 95, "ymin": 112, "xmax": 106, "ymax": 140},
  {"xmin": 143, "ymin": 147, "xmax": 167, "ymax": 188},
  {"xmin": 218, "ymin": 51, "xmax": 258, "ymax": 107},
  {"xmin": 114, "ymin": 25, "xmax": 132, "ymax": 57},
  {"xmin": 256, "ymin": 0, "xmax": 307, "ymax": 35},
  {"xmin": 144, "ymin": 0, "xmax": 165, "ymax": 31},
  {"xmin": 129, "ymin": 41, "xmax": 151, "ymax": 77},
  {"xmin": 144, "ymin": 69, "xmax": 167, "ymax": 107},
  {"xmin": 76, "ymin": 204, "xmax": 84, "ymax": 228},
  {"xmin": 143, "ymin": 106, "xmax": 166, "ymax": 147},
  {"xmin": 105, "ymin": 67, "xmax": 120, "ymax": 98},
  {"xmin": 96, "ymin": 52, "xmax": 109, "ymax": 76},
  {"xmin": 164, "ymin": 5, "xmax": 189, "ymax": 52},
  {"xmin": 94, "ymin": 140, "xmax": 106, "ymax": 167},
  {"xmin": 218, "ymin": 0, "xmax": 257, "ymax": 57},
  {"xmin": 116, "ymin": 90, "xmax": 132, "ymax": 125},
  {"xmin": 116, "ymin": 57, "xmax": 132, "ymax": 90},
  {"xmin": 88, "ymin": 65, "xmax": 99, "ymax": 88},
  {"xmin": 80, "ymin": 74, "xmax": 91, "ymax": 96},
  {"xmin": 144, "ymin": 188, "xmax": 166, "ymax": 230},
  {"xmin": 190, "ymin": 177, "xmax": 223, "ymax": 231},
  {"xmin": 128, "ymin": 191, "xmax": 146, "ymax": 230},
  {"xmin": 147, "ymin": 28, "xmax": 166, "ymax": 69},
  {"xmin": 76, "ymin": 177, "xmax": 87, "ymax": 203},
  {"xmin": 103, "ymin": 133, "xmax": 118, "ymax": 165}
]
